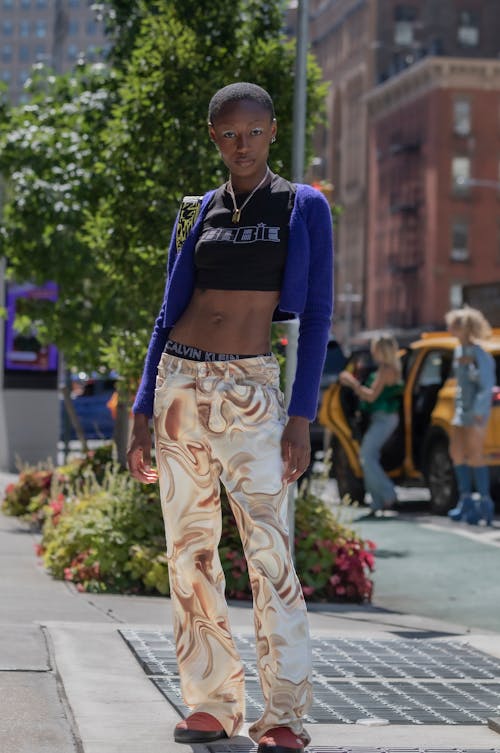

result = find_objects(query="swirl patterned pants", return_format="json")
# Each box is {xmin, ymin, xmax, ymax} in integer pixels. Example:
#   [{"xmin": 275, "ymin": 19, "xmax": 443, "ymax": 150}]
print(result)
[{"xmin": 153, "ymin": 352, "xmax": 312, "ymax": 743}]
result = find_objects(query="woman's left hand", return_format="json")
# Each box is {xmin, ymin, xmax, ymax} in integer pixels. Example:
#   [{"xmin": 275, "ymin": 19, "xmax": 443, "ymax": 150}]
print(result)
[{"xmin": 281, "ymin": 416, "xmax": 311, "ymax": 484}]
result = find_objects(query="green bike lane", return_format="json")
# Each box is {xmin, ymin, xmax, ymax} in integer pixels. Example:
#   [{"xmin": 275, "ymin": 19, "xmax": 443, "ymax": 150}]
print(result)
[{"xmin": 353, "ymin": 511, "xmax": 500, "ymax": 633}]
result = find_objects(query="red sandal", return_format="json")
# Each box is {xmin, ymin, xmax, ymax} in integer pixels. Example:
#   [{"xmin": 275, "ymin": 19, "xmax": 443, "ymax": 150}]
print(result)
[
  {"xmin": 257, "ymin": 726, "xmax": 305, "ymax": 753},
  {"xmin": 174, "ymin": 712, "xmax": 228, "ymax": 744}
]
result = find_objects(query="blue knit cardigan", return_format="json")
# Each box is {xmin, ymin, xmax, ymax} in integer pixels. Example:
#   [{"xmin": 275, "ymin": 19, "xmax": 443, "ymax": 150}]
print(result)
[{"xmin": 133, "ymin": 182, "xmax": 334, "ymax": 421}]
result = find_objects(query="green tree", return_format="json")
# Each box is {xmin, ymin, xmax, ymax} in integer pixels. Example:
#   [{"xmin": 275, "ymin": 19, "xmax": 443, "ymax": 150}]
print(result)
[
  {"xmin": 86, "ymin": 0, "xmax": 326, "ymax": 386},
  {"xmin": 0, "ymin": 1, "xmax": 327, "ymax": 459},
  {"xmin": 0, "ymin": 63, "xmax": 117, "ymax": 368}
]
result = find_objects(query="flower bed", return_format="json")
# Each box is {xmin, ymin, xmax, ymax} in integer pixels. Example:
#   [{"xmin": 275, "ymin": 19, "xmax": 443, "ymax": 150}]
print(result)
[
  {"xmin": 1, "ymin": 445, "xmax": 114, "ymax": 527},
  {"xmin": 3, "ymin": 457, "xmax": 375, "ymax": 602}
]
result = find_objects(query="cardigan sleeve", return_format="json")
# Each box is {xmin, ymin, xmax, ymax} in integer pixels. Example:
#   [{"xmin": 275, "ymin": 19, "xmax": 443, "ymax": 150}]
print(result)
[
  {"xmin": 132, "ymin": 214, "xmax": 179, "ymax": 417},
  {"xmin": 288, "ymin": 189, "xmax": 334, "ymax": 420}
]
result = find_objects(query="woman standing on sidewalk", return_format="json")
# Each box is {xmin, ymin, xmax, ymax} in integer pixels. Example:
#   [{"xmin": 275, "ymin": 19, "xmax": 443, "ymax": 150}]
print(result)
[
  {"xmin": 339, "ymin": 334, "xmax": 403, "ymax": 515},
  {"xmin": 445, "ymin": 306, "xmax": 496, "ymax": 525},
  {"xmin": 127, "ymin": 82, "xmax": 333, "ymax": 753}
]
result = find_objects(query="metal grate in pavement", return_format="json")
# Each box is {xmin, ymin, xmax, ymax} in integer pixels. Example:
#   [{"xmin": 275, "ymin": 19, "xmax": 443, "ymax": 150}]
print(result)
[
  {"xmin": 208, "ymin": 747, "xmax": 500, "ymax": 753},
  {"xmin": 119, "ymin": 630, "xmax": 500, "ymax": 726},
  {"xmin": 309, "ymin": 638, "xmax": 500, "ymax": 681}
]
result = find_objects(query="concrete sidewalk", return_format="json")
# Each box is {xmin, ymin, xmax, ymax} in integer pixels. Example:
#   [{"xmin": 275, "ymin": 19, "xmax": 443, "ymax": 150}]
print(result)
[{"xmin": 1, "ymin": 471, "xmax": 500, "ymax": 753}]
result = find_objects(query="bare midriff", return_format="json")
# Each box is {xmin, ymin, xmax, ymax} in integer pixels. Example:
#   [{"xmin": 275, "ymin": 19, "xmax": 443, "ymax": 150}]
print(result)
[{"xmin": 169, "ymin": 288, "xmax": 280, "ymax": 354}]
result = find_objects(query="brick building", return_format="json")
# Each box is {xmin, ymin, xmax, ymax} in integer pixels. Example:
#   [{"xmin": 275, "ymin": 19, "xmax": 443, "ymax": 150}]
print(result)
[
  {"xmin": 366, "ymin": 56, "xmax": 500, "ymax": 329},
  {"xmin": 0, "ymin": 0, "xmax": 107, "ymax": 103},
  {"xmin": 306, "ymin": 0, "xmax": 500, "ymax": 345},
  {"xmin": 307, "ymin": 0, "xmax": 375, "ymax": 346}
]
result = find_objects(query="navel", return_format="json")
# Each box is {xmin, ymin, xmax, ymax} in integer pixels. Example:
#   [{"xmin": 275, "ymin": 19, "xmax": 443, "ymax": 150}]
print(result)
[{"xmin": 211, "ymin": 312, "xmax": 225, "ymax": 326}]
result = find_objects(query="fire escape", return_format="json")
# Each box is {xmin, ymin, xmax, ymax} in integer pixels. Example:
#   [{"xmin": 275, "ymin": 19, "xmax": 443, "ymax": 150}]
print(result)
[{"xmin": 386, "ymin": 136, "xmax": 423, "ymax": 328}]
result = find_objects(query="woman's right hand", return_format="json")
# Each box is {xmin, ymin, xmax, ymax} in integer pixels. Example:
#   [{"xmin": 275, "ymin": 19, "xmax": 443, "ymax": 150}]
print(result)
[
  {"xmin": 127, "ymin": 414, "xmax": 159, "ymax": 484},
  {"xmin": 339, "ymin": 370, "xmax": 357, "ymax": 389}
]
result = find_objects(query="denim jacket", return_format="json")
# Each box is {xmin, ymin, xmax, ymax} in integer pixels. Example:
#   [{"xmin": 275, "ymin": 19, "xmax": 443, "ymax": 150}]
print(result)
[{"xmin": 454, "ymin": 343, "xmax": 496, "ymax": 420}]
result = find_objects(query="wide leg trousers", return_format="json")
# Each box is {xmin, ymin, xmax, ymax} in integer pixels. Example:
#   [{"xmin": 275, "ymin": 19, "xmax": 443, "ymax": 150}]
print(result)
[{"xmin": 153, "ymin": 352, "xmax": 312, "ymax": 743}]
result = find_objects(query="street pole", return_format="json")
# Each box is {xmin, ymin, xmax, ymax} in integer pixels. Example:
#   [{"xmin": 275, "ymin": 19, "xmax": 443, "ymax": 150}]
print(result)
[
  {"xmin": 287, "ymin": 0, "xmax": 309, "ymax": 557},
  {"xmin": 292, "ymin": 0, "xmax": 309, "ymax": 182}
]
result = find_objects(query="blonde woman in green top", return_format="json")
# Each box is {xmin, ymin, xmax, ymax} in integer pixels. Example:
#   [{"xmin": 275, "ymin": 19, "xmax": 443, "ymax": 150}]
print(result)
[{"xmin": 339, "ymin": 334, "xmax": 403, "ymax": 515}]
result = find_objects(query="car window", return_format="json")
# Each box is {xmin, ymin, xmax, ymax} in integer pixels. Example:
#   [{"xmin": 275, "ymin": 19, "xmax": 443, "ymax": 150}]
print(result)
[
  {"xmin": 414, "ymin": 350, "xmax": 451, "ymax": 389},
  {"xmin": 323, "ymin": 343, "xmax": 347, "ymax": 375},
  {"xmin": 400, "ymin": 348, "xmax": 412, "ymax": 380},
  {"xmin": 346, "ymin": 350, "xmax": 375, "ymax": 384},
  {"xmin": 494, "ymin": 355, "xmax": 500, "ymax": 386}
]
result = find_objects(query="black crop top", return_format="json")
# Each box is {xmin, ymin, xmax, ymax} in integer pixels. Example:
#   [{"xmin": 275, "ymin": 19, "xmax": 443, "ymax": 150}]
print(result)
[{"xmin": 194, "ymin": 173, "xmax": 295, "ymax": 291}]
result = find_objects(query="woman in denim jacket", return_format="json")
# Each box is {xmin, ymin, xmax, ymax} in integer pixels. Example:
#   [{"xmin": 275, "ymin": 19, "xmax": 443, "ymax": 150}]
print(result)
[{"xmin": 445, "ymin": 307, "xmax": 496, "ymax": 525}]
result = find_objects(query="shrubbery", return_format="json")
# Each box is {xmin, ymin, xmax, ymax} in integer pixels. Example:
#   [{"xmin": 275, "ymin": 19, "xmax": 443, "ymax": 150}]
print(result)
[
  {"xmin": 1, "ymin": 445, "xmax": 114, "ymax": 526},
  {"xmin": 2, "ymin": 452, "xmax": 375, "ymax": 602}
]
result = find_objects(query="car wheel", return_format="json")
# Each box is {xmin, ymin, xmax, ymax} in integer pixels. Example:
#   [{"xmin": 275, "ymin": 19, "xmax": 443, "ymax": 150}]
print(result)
[
  {"xmin": 331, "ymin": 438, "xmax": 365, "ymax": 505},
  {"xmin": 425, "ymin": 437, "xmax": 457, "ymax": 515}
]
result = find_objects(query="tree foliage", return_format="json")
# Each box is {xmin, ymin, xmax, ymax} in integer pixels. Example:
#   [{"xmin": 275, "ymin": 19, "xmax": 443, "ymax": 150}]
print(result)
[
  {"xmin": 0, "ymin": 1, "xmax": 327, "ymax": 392},
  {"xmin": 0, "ymin": 64, "xmax": 117, "ymax": 367}
]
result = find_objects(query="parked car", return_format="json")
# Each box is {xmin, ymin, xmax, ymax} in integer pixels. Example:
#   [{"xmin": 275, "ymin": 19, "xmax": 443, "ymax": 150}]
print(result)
[
  {"xmin": 60, "ymin": 373, "xmax": 116, "ymax": 441},
  {"xmin": 318, "ymin": 330, "xmax": 500, "ymax": 513}
]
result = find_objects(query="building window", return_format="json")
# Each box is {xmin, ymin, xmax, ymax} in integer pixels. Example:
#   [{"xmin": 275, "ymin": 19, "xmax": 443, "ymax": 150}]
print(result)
[
  {"xmin": 1, "ymin": 43, "xmax": 12, "ymax": 62},
  {"xmin": 451, "ymin": 220, "xmax": 469, "ymax": 262},
  {"xmin": 69, "ymin": 0, "xmax": 80, "ymax": 6},
  {"xmin": 35, "ymin": 44, "xmax": 46, "ymax": 61},
  {"xmin": 452, "ymin": 156, "xmax": 471, "ymax": 194},
  {"xmin": 67, "ymin": 43, "xmax": 78, "ymax": 61},
  {"xmin": 86, "ymin": 44, "xmax": 100, "ymax": 61},
  {"xmin": 86, "ymin": 20, "xmax": 98, "ymax": 36},
  {"xmin": 69, "ymin": 20, "xmax": 79, "ymax": 35},
  {"xmin": 1, "ymin": 69, "xmax": 11, "ymax": 82},
  {"xmin": 2, "ymin": 20, "xmax": 13, "ymax": 35},
  {"xmin": 453, "ymin": 98, "xmax": 471, "ymax": 136},
  {"xmin": 3, "ymin": 0, "xmax": 13, "ymax": 8},
  {"xmin": 35, "ymin": 20, "xmax": 47, "ymax": 38},
  {"xmin": 36, "ymin": 0, "xmax": 48, "ymax": 6},
  {"xmin": 449, "ymin": 283, "xmax": 463, "ymax": 308},
  {"xmin": 19, "ymin": 45, "xmax": 30, "ymax": 62},
  {"xmin": 20, "ymin": 20, "xmax": 30, "ymax": 38},
  {"xmin": 18, "ymin": 69, "xmax": 29, "ymax": 85},
  {"xmin": 21, "ymin": 0, "xmax": 30, "ymax": 7},
  {"xmin": 394, "ymin": 5, "xmax": 417, "ymax": 46},
  {"xmin": 457, "ymin": 10, "xmax": 479, "ymax": 47}
]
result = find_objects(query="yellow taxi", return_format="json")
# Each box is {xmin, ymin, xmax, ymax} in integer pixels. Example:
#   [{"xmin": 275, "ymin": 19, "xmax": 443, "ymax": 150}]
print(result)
[{"xmin": 318, "ymin": 331, "xmax": 500, "ymax": 513}]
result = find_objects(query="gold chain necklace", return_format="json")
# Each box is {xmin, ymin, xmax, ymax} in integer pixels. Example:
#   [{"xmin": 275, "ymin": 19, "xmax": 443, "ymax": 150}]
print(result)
[{"xmin": 227, "ymin": 167, "xmax": 270, "ymax": 224}]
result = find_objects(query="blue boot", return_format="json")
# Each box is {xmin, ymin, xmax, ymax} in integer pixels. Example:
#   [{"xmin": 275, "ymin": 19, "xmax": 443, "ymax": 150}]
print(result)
[
  {"xmin": 479, "ymin": 496, "xmax": 494, "ymax": 526},
  {"xmin": 449, "ymin": 495, "xmax": 475, "ymax": 521},
  {"xmin": 448, "ymin": 464, "xmax": 473, "ymax": 521},
  {"xmin": 464, "ymin": 497, "xmax": 481, "ymax": 525},
  {"xmin": 468, "ymin": 467, "xmax": 494, "ymax": 526}
]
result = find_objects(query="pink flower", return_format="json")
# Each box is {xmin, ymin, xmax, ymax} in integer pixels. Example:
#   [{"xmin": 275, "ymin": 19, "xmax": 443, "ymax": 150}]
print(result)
[{"xmin": 301, "ymin": 585, "xmax": 315, "ymax": 597}]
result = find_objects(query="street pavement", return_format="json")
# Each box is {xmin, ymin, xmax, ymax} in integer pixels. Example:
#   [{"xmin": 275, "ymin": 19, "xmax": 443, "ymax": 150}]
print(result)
[{"xmin": 1, "ymin": 470, "xmax": 500, "ymax": 753}]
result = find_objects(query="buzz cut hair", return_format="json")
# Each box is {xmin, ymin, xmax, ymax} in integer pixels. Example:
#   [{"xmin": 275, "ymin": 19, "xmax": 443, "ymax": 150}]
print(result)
[{"xmin": 208, "ymin": 82, "xmax": 275, "ymax": 124}]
